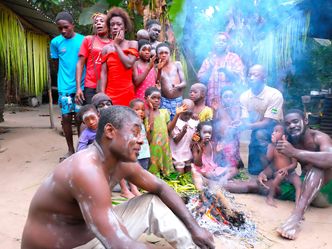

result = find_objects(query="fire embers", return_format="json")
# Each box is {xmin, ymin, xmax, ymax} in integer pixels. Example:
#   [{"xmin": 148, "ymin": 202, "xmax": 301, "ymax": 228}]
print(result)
[
  {"xmin": 194, "ymin": 189, "xmax": 245, "ymax": 228},
  {"xmin": 186, "ymin": 188, "xmax": 257, "ymax": 242}
]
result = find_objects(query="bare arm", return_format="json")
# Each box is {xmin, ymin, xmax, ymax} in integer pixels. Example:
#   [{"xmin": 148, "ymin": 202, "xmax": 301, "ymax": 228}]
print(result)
[
  {"xmin": 192, "ymin": 142, "xmax": 203, "ymax": 166},
  {"xmin": 99, "ymin": 62, "xmax": 107, "ymax": 93},
  {"xmin": 75, "ymin": 56, "xmax": 86, "ymax": 104},
  {"xmin": 71, "ymin": 163, "xmax": 153, "ymax": 248},
  {"xmin": 132, "ymin": 56, "xmax": 156, "ymax": 86},
  {"xmin": 114, "ymin": 40, "xmax": 138, "ymax": 69},
  {"xmin": 174, "ymin": 61, "xmax": 186, "ymax": 89},
  {"xmin": 247, "ymin": 117, "xmax": 275, "ymax": 130},
  {"xmin": 173, "ymin": 124, "xmax": 187, "ymax": 144},
  {"xmin": 277, "ymin": 132, "xmax": 332, "ymax": 169},
  {"xmin": 167, "ymin": 104, "xmax": 187, "ymax": 133},
  {"xmin": 126, "ymin": 163, "xmax": 215, "ymax": 248}
]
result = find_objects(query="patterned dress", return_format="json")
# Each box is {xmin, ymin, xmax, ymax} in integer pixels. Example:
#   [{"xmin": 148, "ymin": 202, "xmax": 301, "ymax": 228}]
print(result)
[{"xmin": 145, "ymin": 109, "xmax": 174, "ymax": 177}]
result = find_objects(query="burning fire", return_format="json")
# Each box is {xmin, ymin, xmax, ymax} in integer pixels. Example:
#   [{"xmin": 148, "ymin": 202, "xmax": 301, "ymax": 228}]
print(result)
[{"xmin": 191, "ymin": 188, "xmax": 245, "ymax": 228}]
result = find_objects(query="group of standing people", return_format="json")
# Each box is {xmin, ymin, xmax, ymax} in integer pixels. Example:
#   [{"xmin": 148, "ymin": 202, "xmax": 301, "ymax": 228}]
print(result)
[{"xmin": 20, "ymin": 6, "xmax": 332, "ymax": 249}]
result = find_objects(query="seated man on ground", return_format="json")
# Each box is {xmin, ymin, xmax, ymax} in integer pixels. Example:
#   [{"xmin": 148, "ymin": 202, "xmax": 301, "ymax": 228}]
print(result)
[
  {"xmin": 265, "ymin": 123, "xmax": 301, "ymax": 207},
  {"xmin": 238, "ymin": 64, "xmax": 284, "ymax": 175},
  {"xmin": 224, "ymin": 109, "xmax": 332, "ymax": 240},
  {"xmin": 21, "ymin": 106, "xmax": 215, "ymax": 249}
]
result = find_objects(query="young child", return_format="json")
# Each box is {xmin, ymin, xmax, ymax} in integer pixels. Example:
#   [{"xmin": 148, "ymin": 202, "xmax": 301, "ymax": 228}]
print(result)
[
  {"xmin": 144, "ymin": 86, "xmax": 187, "ymax": 177},
  {"xmin": 77, "ymin": 105, "xmax": 99, "ymax": 151},
  {"xmin": 191, "ymin": 121, "xmax": 238, "ymax": 187},
  {"xmin": 265, "ymin": 124, "xmax": 302, "ymax": 207},
  {"xmin": 189, "ymin": 83, "xmax": 213, "ymax": 122},
  {"xmin": 156, "ymin": 42, "xmax": 187, "ymax": 120},
  {"xmin": 132, "ymin": 39, "xmax": 157, "ymax": 100},
  {"xmin": 170, "ymin": 99, "xmax": 199, "ymax": 173},
  {"xmin": 129, "ymin": 98, "xmax": 150, "ymax": 170}
]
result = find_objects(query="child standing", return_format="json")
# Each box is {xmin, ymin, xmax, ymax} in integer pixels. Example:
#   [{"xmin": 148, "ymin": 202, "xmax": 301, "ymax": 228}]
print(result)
[
  {"xmin": 77, "ymin": 105, "xmax": 99, "ymax": 151},
  {"xmin": 189, "ymin": 83, "xmax": 213, "ymax": 122},
  {"xmin": 156, "ymin": 43, "xmax": 187, "ymax": 120},
  {"xmin": 129, "ymin": 99, "xmax": 150, "ymax": 170},
  {"xmin": 265, "ymin": 124, "xmax": 302, "ymax": 207},
  {"xmin": 144, "ymin": 87, "xmax": 187, "ymax": 177},
  {"xmin": 132, "ymin": 39, "xmax": 157, "ymax": 100},
  {"xmin": 170, "ymin": 99, "xmax": 199, "ymax": 173}
]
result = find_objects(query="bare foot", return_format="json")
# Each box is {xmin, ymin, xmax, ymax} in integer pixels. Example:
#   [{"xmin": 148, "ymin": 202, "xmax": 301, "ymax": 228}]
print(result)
[
  {"xmin": 277, "ymin": 213, "xmax": 302, "ymax": 240},
  {"xmin": 59, "ymin": 151, "xmax": 74, "ymax": 163},
  {"xmin": 266, "ymin": 196, "xmax": 277, "ymax": 207},
  {"xmin": 120, "ymin": 191, "xmax": 135, "ymax": 199}
]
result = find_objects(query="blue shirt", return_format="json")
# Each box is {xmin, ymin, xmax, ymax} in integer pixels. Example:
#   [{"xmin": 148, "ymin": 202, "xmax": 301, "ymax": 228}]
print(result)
[
  {"xmin": 50, "ymin": 33, "xmax": 85, "ymax": 94},
  {"xmin": 77, "ymin": 128, "xmax": 96, "ymax": 151}
]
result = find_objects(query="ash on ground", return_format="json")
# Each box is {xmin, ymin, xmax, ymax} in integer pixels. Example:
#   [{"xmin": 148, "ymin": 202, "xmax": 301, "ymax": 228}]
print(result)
[{"xmin": 185, "ymin": 188, "xmax": 257, "ymax": 245}]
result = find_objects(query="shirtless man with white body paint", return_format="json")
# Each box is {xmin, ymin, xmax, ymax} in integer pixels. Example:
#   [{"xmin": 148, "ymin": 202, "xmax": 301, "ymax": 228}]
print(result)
[
  {"xmin": 21, "ymin": 106, "xmax": 214, "ymax": 249},
  {"xmin": 275, "ymin": 109, "xmax": 332, "ymax": 239},
  {"xmin": 224, "ymin": 109, "xmax": 332, "ymax": 240}
]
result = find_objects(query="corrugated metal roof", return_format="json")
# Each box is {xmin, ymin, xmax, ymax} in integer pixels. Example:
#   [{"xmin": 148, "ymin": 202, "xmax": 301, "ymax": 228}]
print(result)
[{"xmin": 2, "ymin": 0, "xmax": 58, "ymax": 36}]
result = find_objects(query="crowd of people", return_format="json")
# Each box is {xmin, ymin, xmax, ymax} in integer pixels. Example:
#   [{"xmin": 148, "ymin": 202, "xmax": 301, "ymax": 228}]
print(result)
[{"xmin": 21, "ymin": 7, "xmax": 332, "ymax": 249}]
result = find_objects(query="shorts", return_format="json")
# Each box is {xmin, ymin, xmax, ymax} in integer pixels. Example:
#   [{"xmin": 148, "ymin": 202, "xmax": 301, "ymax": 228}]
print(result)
[
  {"xmin": 58, "ymin": 92, "xmax": 80, "ymax": 115},
  {"xmin": 138, "ymin": 158, "xmax": 150, "ymax": 170},
  {"xmin": 279, "ymin": 175, "xmax": 332, "ymax": 204},
  {"xmin": 84, "ymin": 87, "xmax": 96, "ymax": 104},
  {"xmin": 160, "ymin": 96, "xmax": 183, "ymax": 120}
]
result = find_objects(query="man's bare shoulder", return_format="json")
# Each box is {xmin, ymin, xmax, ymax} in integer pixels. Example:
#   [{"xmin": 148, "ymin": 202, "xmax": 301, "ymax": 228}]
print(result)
[{"xmin": 310, "ymin": 129, "xmax": 332, "ymax": 148}]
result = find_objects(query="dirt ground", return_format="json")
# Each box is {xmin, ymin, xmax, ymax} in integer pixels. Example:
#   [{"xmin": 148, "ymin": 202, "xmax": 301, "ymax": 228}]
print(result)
[{"xmin": 0, "ymin": 104, "xmax": 331, "ymax": 249}]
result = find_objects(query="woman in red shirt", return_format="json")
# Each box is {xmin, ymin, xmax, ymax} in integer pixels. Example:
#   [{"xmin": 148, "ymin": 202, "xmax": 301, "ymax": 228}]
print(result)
[
  {"xmin": 76, "ymin": 13, "xmax": 111, "ymax": 104},
  {"xmin": 99, "ymin": 7, "xmax": 138, "ymax": 106}
]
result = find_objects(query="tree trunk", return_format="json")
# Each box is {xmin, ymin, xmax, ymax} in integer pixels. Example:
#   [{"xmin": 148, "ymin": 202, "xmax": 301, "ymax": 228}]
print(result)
[{"xmin": 0, "ymin": 62, "xmax": 5, "ymax": 122}]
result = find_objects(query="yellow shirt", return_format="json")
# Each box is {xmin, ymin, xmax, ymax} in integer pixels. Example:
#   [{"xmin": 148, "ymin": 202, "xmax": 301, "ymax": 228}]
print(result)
[{"xmin": 198, "ymin": 106, "xmax": 213, "ymax": 122}]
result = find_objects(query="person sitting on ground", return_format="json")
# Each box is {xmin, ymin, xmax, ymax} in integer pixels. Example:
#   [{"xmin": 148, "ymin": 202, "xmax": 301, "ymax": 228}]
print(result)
[
  {"xmin": 223, "ymin": 109, "xmax": 332, "ymax": 240},
  {"xmin": 21, "ymin": 106, "xmax": 215, "ymax": 249},
  {"xmin": 77, "ymin": 104, "xmax": 99, "ymax": 152},
  {"xmin": 91, "ymin": 92, "xmax": 138, "ymax": 199},
  {"xmin": 212, "ymin": 86, "xmax": 243, "ymax": 172},
  {"xmin": 146, "ymin": 19, "xmax": 161, "ymax": 56},
  {"xmin": 265, "ymin": 123, "xmax": 301, "ymax": 207},
  {"xmin": 132, "ymin": 39, "xmax": 157, "ymax": 100},
  {"xmin": 191, "ymin": 121, "xmax": 238, "ymax": 188},
  {"xmin": 238, "ymin": 64, "xmax": 284, "ymax": 175},
  {"xmin": 136, "ymin": 29, "xmax": 150, "ymax": 41},
  {"xmin": 91, "ymin": 92, "xmax": 112, "ymax": 113},
  {"xmin": 170, "ymin": 99, "xmax": 199, "ymax": 174},
  {"xmin": 156, "ymin": 42, "xmax": 187, "ymax": 120},
  {"xmin": 144, "ymin": 87, "xmax": 187, "ymax": 177},
  {"xmin": 129, "ymin": 98, "xmax": 150, "ymax": 170},
  {"xmin": 189, "ymin": 83, "xmax": 213, "ymax": 122},
  {"xmin": 76, "ymin": 13, "xmax": 111, "ymax": 105},
  {"xmin": 50, "ymin": 11, "xmax": 85, "ymax": 162}
]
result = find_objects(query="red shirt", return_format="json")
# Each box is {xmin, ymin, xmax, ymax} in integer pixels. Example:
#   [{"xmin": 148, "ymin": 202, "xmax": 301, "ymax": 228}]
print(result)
[
  {"xmin": 79, "ymin": 35, "xmax": 111, "ymax": 89},
  {"xmin": 101, "ymin": 48, "xmax": 139, "ymax": 106}
]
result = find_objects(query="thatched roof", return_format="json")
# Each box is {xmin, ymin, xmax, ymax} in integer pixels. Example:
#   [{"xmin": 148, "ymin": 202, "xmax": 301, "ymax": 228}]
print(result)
[{"xmin": 1, "ymin": 0, "xmax": 58, "ymax": 36}]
